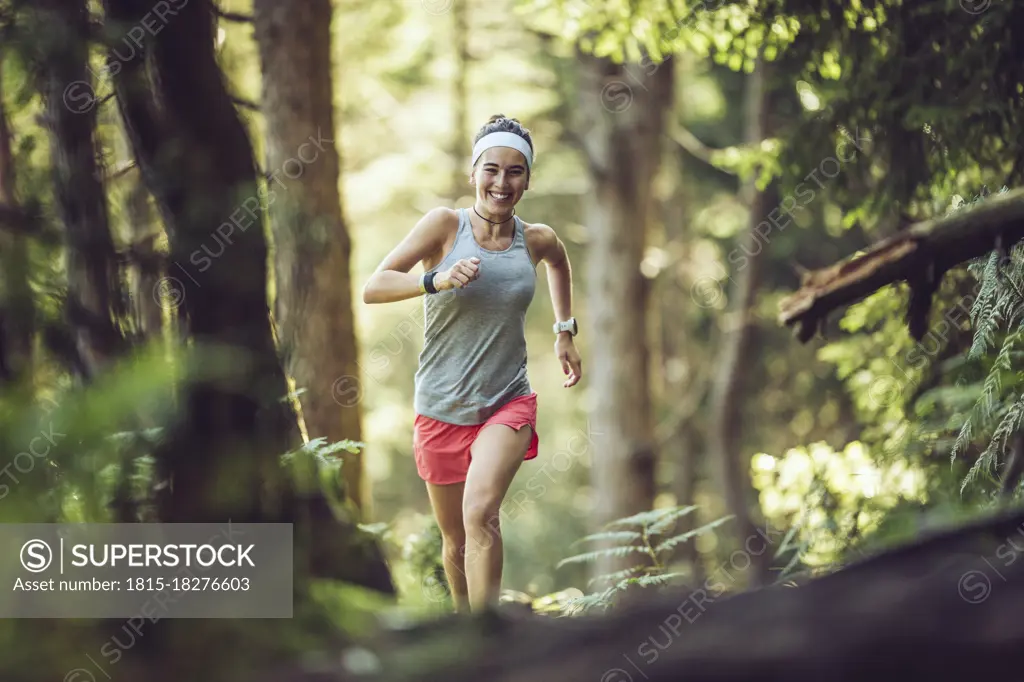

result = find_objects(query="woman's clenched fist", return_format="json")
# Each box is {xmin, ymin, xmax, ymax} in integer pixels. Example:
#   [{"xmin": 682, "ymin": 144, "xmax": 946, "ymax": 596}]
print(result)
[{"xmin": 435, "ymin": 257, "xmax": 481, "ymax": 290}]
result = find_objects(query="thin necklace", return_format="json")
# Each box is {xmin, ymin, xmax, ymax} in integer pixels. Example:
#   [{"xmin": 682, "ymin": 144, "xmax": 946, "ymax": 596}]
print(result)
[{"xmin": 473, "ymin": 205, "xmax": 515, "ymax": 226}]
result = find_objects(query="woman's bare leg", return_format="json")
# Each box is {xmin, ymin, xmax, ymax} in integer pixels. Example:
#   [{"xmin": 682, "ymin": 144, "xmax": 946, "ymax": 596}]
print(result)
[
  {"xmin": 425, "ymin": 481, "xmax": 470, "ymax": 613},
  {"xmin": 462, "ymin": 424, "xmax": 531, "ymax": 612}
]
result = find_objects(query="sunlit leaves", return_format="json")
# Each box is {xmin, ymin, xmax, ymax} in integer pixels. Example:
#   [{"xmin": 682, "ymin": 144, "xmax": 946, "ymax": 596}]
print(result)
[
  {"xmin": 753, "ymin": 440, "xmax": 929, "ymax": 568},
  {"xmin": 817, "ymin": 273, "xmax": 968, "ymax": 454},
  {"xmin": 818, "ymin": 50, "xmax": 842, "ymax": 80},
  {"xmin": 593, "ymin": 29, "xmax": 627, "ymax": 61},
  {"xmin": 816, "ymin": 189, "xmax": 1024, "ymax": 497},
  {"xmin": 523, "ymin": 0, "xmax": 1022, "ymax": 225},
  {"xmin": 518, "ymin": 0, "xmax": 795, "ymax": 71}
]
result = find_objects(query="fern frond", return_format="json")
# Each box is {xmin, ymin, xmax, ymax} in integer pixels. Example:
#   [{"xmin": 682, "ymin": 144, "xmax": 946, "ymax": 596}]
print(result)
[
  {"xmin": 647, "ymin": 505, "xmax": 699, "ymax": 536},
  {"xmin": 571, "ymin": 530, "xmax": 642, "ymax": 547},
  {"xmin": 633, "ymin": 572, "xmax": 689, "ymax": 588},
  {"xmin": 284, "ymin": 437, "xmax": 365, "ymax": 465},
  {"xmin": 775, "ymin": 542, "xmax": 807, "ymax": 582},
  {"xmin": 952, "ymin": 410, "xmax": 975, "ymax": 462},
  {"xmin": 556, "ymin": 545, "xmax": 647, "ymax": 569},
  {"xmin": 954, "ymin": 339, "xmax": 1017, "ymax": 461},
  {"xmin": 654, "ymin": 515, "xmax": 734, "ymax": 556},
  {"xmin": 985, "ymin": 326, "xmax": 1019, "ymax": 401},
  {"xmin": 587, "ymin": 565, "xmax": 644, "ymax": 588},
  {"xmin": 1006, "ymin": 300, "xmax": 1024, "ymax": 333},
  {"xmin": 1001, "ymin": 248, "xmax": 1024, "ymax": 310},
  {"xmin": 961, "ymin": 445, "xmax": 995, "ymax": 494},
  {"xmin": 605, "ymin": 507, "xmax": 679, "ymax": 529},
  {"xmin": 563, "ymin": 587, "xmax": 617, "ymax": 615},
  {"xmin": 982, "ymin": 366, "xmax": 1001, "ymax": 417},
  {"xmin": 771, "ymin": 524, "xmax": 802, "ymax": 559},
  {"xmin": 1004, "ymin": 284, "xmax": 1024, "ymax": 324},
  {"xmin": 969, "ymin": 251, "xmax": 1002, "ymax": 359},
  {"xmin": 959, "ymin": 398, "xmax": 1024, "ymax": 494},
  {"xmin": 993, "ymin": 290, "xmax": 1019, "ymax": 334},
  {"xmin": 980, "ymin": 394, "xmax": 1024, "ymax": 470},
  {"xmin": 312, "ymin": 438, "xmax": 366, "ymax": 456}
]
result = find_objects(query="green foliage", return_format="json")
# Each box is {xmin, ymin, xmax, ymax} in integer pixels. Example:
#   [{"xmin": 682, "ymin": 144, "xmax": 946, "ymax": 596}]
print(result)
[
  {"xmin": 6, "ymin": 0, "xmax": 1023, "ymax": 675},
  {"xmin": 522, "ymin": 0, "xmax": 793, "ymax": 72},
  {"xmin": 397, "ymin": 517, "xmax": 449, "ymax": 611},
  {"xmin": 280, "ymin": 436, "xmax": 367, "ymax": 512},
  {"xmin": 528, "ymin": 0, "xmax": 1024, "ymax": 234},
  {"xmin": 0, "ymin": 343, "xmax": 179, "ymax": 522},
  {"xmin": 758, "ymin": 1, "xmax": 1023, "ymax": 230},
  {"xmin": 947, "ymin": 192, "xmax": 1024, "ymax": 492},
  {"xmin": 555, "ymin": 505, "xmax": 733, "ymax": 615},
  {"xmin": 817, "ymin": 187, "xmax": 1024, "ymax": 498}
]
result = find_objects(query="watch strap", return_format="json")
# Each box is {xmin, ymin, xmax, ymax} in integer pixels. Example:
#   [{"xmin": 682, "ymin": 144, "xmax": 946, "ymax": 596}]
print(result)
[
  {"xmin": 553, "ymin": 318, "xmax": 577, "ymax": 336},
  {"xmin": 423, "ymin": 272, "xmax": 439, "ymax": 295}
]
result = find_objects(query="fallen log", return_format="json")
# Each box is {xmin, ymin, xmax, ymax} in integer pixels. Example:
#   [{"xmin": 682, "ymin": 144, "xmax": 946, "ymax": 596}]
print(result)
[
  {"xmin": 264, "ymin": 505, "xmax": 1024, "ymax": 682},
  {"xmin": 778, "ymin": 187, "xmax": 1024, "ymax": 342}
]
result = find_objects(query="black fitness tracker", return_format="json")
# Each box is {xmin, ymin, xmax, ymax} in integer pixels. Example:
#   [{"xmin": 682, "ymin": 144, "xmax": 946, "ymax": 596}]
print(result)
[{"xmin": 423, "ymin": 272, "xmax": 439, "ymax": 294}]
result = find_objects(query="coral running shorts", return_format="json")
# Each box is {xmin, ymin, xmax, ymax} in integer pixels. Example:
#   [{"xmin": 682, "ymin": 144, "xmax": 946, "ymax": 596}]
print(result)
[{"xmin": 413, "ymin": 392, "xmax": 540, "ymax": 486}]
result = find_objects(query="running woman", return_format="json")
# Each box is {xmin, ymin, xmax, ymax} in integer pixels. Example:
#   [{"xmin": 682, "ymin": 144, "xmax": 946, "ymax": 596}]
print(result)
[{"xmin": 362, "ymin": 114, "xmax": 582, "ymax": 613}]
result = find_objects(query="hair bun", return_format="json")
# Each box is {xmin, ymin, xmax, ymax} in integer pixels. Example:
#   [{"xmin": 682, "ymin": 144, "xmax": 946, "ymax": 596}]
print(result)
[{"xmin": 487, "ymin": 114, "xmax": 507, "ymax": 124}]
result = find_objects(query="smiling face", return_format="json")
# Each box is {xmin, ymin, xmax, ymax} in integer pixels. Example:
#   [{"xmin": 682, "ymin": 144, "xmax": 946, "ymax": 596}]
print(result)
[{"xmin": 469, "ymin": 146, "xmax": 530, "ymax": 213}]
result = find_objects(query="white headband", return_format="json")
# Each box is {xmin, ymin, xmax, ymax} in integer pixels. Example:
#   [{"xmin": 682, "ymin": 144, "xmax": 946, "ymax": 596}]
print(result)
[{"xmin": 471, "ymin": 131, "xmax": 533, "ymax": 170}]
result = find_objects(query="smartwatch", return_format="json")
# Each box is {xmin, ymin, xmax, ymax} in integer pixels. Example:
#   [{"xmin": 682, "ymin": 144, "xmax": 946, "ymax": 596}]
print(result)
[{"xmin": 553, "ymin": 318, "xmax": 578, "ymax": 337}]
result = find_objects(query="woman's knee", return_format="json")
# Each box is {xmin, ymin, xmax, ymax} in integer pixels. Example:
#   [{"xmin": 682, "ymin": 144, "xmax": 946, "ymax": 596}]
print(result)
[
  {"xmin": 440, "ymin": 529, "xmax": 466, "ymax": 554},
  {"xmin": 462, "ymin": 495, "xmax": 501, "ymax": 535},
  {"xmin": 430, "ymin": 499, "xmax": 467, "ymax": 545}
]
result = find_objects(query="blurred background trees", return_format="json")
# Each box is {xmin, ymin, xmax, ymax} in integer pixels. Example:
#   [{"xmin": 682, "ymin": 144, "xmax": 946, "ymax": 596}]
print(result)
[{"xmin": 1, "ymin": 0, "xmax": 1023, "ymax": 679}]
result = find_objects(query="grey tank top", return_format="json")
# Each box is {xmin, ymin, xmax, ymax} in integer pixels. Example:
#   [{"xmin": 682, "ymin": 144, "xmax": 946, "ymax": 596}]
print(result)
[{"xmin": 414, "ymin": 208, "xmax": 537, "ymax": 425}]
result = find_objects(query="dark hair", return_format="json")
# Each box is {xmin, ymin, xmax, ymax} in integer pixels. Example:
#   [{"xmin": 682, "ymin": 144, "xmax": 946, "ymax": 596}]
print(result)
[{"xmin": 472, "ymin": 114, "xmax": 535, "ymax": 166}]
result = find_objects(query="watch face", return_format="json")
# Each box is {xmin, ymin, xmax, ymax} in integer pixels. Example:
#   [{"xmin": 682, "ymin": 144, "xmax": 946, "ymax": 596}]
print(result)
[{"xmin": 556, "ymin": 319, "xmax": 578, "ymax": 335}]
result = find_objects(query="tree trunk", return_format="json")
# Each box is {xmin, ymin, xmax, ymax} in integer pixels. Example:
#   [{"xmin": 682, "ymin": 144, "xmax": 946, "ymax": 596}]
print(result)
[
  {"xmin": 125, "ymin": 176, "xmax": 165, "ymax": 342},
  {"xmin": 102, "ymin": 0, "xmax": 391, "ymax": 591},
  {"xmin": 102, "ymin": 0, "xmax": 304, "ymax": 522},
  {"xmin": 657, "ymin": 149, "xmax": 704, "ymax": 575},
  {"xmin": 267, "ymin": 505, "xmax": 1024, "ymax": 682},
  {"xmin": 0, "ymin": 54, "xmax": 34, "ymax": 386},
  {"xmin": 707, "ymin": 60, "xmax": 773, "ymax": 587},
  {"xmin": 671, "ymin": 428, "xmax": 703, "ymax": 572},
  {"xmin": 252, "ymin": 0, "xmax": 367, "ymax": 514},
  {"xmin": 449, "ymin": 0, "xmax": 469, "ymax": 202},
  {"xmin": 28, "ymin": 0, "xmax": 124, "ymax": 380},
  {"xmin": 575, "ymin": 50, "xmax": 673, "ymax": 577}
]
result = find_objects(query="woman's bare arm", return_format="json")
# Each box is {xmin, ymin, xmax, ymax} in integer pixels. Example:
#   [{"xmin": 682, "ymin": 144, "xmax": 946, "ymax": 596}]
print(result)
[
  {"xmin": 362, "ymin": 208, "xmax": 455, "ymax": 304},
  {"xmin": 527, "ymin": 223, "xmax": 582, "ymax": 387}
]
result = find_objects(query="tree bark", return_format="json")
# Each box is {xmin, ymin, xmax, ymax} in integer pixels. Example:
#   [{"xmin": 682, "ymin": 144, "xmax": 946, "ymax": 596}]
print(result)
[
  {"xmin": 252, "ymin": 0, "xmax": 367, "ymax": 513},
  {"xmin": 28, "ymin": 0, "xmax": 124, "ymax": 380},
  {"xmin": 264, "ymin": 505, "xmax": 1024, "ymax": 682},
  {"xmin": 707, "ymin": 61, "xmax": 773, "ymax": 587},
  {"xmin": 575, "ymin": 50, "xmax": 673, "ymax": 577},
  {"xmin": 0, "ymin": 53, "xmax": 34, "ymax": 386}
]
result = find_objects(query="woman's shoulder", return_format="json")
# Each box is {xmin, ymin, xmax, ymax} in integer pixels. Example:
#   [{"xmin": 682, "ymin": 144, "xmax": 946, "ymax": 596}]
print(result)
[
  {"xmin": 422, "ymin": 206, "xmax": 462, "ymax": 227},
  {"xmin": 520, "ymin": 218, "xmax": 558, "ymax": 259},
  {"xmin": 520, "ymin": 218, "xmax": 555, "ymax": 237},
  {"xmin": 414, "ymin": 206, "xmax": 462, "ymax": 241}
]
